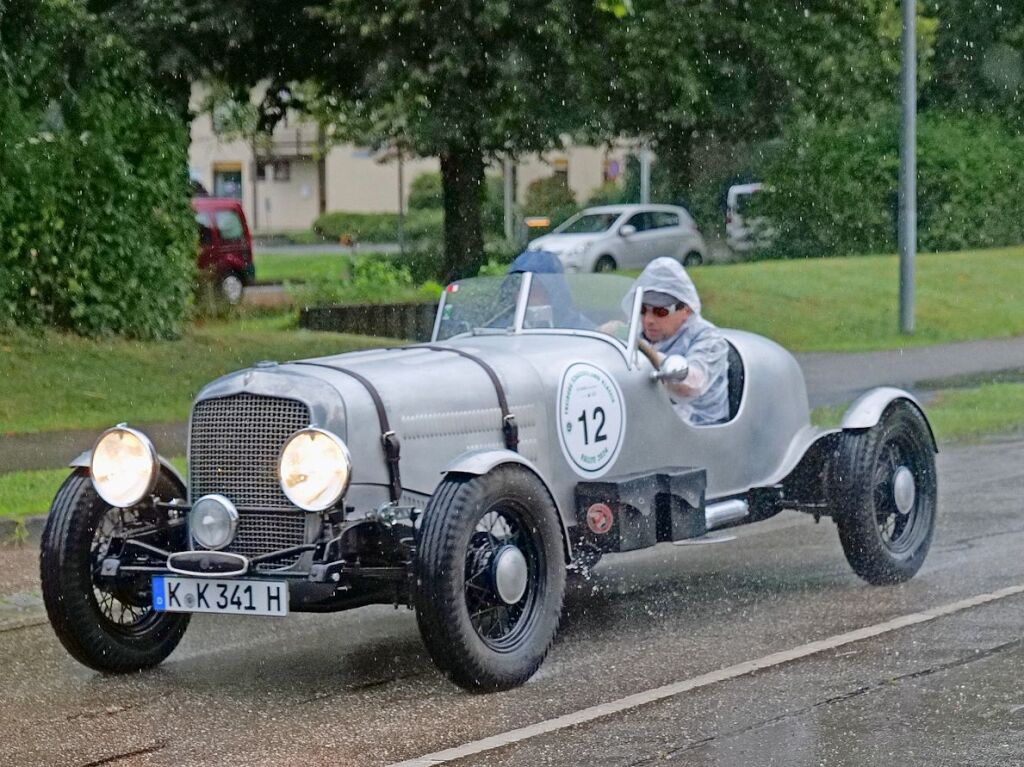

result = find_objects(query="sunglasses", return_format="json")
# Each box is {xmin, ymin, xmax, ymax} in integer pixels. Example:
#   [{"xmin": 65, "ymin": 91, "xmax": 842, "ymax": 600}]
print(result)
[{"xmin": 641, "ymin": 303, "xmax": 681, "ymax": 318}]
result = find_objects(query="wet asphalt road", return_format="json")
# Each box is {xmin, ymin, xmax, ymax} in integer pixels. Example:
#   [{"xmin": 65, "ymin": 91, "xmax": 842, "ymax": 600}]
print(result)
[{"xmin": 2, "ymin": 436, "xmax": 1023, "ymax": 766}]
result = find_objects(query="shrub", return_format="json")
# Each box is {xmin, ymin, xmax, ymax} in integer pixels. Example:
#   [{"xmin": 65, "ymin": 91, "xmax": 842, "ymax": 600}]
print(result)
[
  {"xmin": 522, "ymin": 176, "xmax": 578, "ymax": 237},
  {"xmin": 408, "ymin": 172, "xmax": 443, "ymax": 210},
  {"xmin": 0, "ymin": 2, "xmax": 195, "ymax": 339},
  {"xmin": 291, "ymin": 254, "xmax": 440, "ymax": 306},
  {"xmin": 586, "ymin": 181, "xmax": 628, "ymax": 206},
  {"xmin": 755, "ymin": 111, "xmax": 1024, "ymax": 259},
  {"xmin": 314, "ymin": 209, "xmax": 443, "ymax": 244}
]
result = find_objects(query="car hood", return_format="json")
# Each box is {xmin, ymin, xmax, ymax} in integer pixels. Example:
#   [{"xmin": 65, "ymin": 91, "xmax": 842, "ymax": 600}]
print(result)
[
  {"xmin": 529, "ymin": 233, "xmax": 599, "ymax": 253},
  {"xmin": 191, "ymin": 341, "xmax": 550, "ymax": 498}
]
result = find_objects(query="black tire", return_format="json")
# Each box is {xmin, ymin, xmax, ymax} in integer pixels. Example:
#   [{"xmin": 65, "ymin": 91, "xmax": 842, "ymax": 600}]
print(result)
[
  {"xmin": 830, "ymin": 401, "xmax": 937, "ymax": 585},
  {"xmin": 414, "ymin": 466, "xmax": 566, "ymax": 692},
  {"xmin": 40, "ymin": 470, "xmax": 190, "ymax": 672},
  {"xmin": 682, "ymin": 251, "xmax": 703, "ymax": 267},
  {"xmin": 594, "ymin": 255, "xmax": 617, "ymax": 273}
]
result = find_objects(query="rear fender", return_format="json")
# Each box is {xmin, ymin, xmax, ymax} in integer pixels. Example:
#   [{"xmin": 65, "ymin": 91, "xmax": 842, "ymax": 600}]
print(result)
[
  {"xmin": 442, "ymin": 449, "xmax": 573, "ymax": 562},
  {"xmin": 841, "ymin": 387, "xmax": 938, "ymax": 452}
]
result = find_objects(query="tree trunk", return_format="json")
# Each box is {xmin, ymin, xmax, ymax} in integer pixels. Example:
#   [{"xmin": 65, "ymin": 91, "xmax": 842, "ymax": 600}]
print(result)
[{"xmin": 440, "ymin": 141, "xmax": 486, "ymax": 283}]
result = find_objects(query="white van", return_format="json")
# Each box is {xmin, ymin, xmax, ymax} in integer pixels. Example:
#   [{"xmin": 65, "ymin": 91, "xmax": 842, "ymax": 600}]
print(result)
[{"xmin": 726, "ymin": 183, "xmax": 775, "ymax": 252}]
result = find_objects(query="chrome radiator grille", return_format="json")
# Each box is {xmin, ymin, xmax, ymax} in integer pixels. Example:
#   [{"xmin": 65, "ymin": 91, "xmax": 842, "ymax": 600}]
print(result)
[{"xmin": 189, "ymin": 393, "xmax": 311, "ymax": 566}]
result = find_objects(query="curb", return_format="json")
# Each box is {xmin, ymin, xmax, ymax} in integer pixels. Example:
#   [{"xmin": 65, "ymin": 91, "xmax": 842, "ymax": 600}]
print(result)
[{"xmin": 0, "ymin": 515, "xmax": 47, "ymax": 546}]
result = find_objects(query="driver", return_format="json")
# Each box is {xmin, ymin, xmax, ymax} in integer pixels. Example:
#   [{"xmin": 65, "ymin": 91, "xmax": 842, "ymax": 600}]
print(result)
[{"xmin": 624, "ymin": 258, "xmax": 729, "ymax": 426}]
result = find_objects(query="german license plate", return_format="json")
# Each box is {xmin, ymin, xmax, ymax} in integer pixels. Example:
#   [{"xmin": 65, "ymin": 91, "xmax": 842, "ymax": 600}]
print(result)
[{"xmin": 152, "ymin": 576, "xmax": 289, "ymax": 616}]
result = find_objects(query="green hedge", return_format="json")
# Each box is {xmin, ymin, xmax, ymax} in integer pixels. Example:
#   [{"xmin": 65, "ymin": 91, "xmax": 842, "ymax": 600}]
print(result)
[
  {"xmin": 0, "ymin": 1, "xmax": 195, "ymax": 339},
  {"xmin": 755, "ymin": 112, "xmax": 1024, "ymax": 259},
  {"xmin": 313, "ymin": 209, "xmax": 444, "ymax": 243}
]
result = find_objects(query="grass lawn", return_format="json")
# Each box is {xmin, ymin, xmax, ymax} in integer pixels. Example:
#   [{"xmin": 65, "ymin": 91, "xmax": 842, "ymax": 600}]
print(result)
[
  {"xmin": 254, "ymin": 251, "xmax": 389, "ymax": 284},
  {"xmin": 693, "ymin": 246, "xmax": 1024, "ymax": 352},
  {"xmin": 811, "ymin": 380, "xmax": 1024, "ymax": 441},
  {"xmin": 260, "ymin": 244, "xmax": 1022, "ymax": 351},
  {"xmin": 0, "ymin": 315, "xmax": 398, "ymax": 435}
]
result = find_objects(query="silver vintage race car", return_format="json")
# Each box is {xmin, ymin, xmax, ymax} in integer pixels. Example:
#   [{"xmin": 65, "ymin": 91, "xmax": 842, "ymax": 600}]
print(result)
[{"xmin": 40, "ymin": 272, "xmax": 938, "ymax": 691}]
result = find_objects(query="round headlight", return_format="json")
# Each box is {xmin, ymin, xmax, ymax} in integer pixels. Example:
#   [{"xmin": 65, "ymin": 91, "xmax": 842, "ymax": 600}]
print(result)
[
  {"xmin": 90, "ymin": 426, "xmax": 159, "ymax": 508},
  {"xmin": 278, "ymin": 428, "xmax": 352, "ymax": 511},
  {"xmin": 189, "ymin": 495, "xmax": 239, "ymax": 550}
]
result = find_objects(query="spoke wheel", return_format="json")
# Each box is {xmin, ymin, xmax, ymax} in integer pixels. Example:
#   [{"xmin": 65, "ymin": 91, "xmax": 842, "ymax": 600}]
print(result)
[
  {"xmin": 40, "ymin": 470, "xmax": 190, "ymax": 672},
  {"xmin": 415, "ymin": 466, "xmax": 566, "ymax": 692},
  {"xmin": 831, "ymin": 400, "xmax": 937, "ymax": 585},
  {"xmin": 463, "ymin": 508, "xmax": 544, "ymax": 652}
]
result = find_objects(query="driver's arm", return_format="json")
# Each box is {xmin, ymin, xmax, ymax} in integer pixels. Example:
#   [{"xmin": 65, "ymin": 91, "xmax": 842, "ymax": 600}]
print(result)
[{"xmin": 659, "ymin": 332, "xmax": 728, "ymax": 399}]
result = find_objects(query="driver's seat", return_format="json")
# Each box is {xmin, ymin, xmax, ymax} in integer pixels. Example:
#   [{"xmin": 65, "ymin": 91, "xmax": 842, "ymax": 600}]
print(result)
[{"xmin": 726, "ymin": 342, "xmax": 745, "ymax": 421}]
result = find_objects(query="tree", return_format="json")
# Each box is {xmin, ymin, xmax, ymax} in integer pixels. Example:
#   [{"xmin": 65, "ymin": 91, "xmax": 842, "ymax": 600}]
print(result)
[
  {"xmin": 580, "ymin": 1, "xmax": 926, "ymax": 198},
  {"xmin": 308, "ymin": 0, "xmax": 613, "ymax": 281},
  {"xmin": 923, "ymin": 0, "xmax": 1024, "ymax": 128}
]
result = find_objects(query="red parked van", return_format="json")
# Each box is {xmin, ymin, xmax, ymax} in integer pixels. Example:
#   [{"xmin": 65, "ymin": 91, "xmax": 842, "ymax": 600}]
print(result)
[{"xmin": 191, "ymin": 197, "xmax": 256, "ymax": 304}]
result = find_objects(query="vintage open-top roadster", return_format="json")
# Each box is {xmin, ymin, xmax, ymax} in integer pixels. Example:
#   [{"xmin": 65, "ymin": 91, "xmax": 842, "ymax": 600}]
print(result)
[{"xmin": 40, "ymin": 272, "xmax": 938, "ymax": 691}]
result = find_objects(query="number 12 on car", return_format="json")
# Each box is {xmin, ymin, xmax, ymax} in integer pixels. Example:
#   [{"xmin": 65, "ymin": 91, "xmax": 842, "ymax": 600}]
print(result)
[{"xmin": 577, "ymin": 407, "xmax": 608, "ymax": 445}]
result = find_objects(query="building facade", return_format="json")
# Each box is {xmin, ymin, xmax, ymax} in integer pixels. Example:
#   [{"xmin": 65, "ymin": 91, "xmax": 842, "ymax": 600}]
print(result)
[{"xmin": 189, "ymin": 99, "xmax": 629, "ymax": 233}]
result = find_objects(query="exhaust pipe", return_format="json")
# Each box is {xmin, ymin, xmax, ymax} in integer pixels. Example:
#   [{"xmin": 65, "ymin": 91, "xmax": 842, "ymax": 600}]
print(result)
[{"xmin": 705, "ymin": 499, "xmax": 748, "ymax": 531}]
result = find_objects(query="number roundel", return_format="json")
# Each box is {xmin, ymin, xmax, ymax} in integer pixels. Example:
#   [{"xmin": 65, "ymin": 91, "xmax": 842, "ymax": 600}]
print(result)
[{"xmin": 556, "ymin": 362, "xmax": 626, "ymax": 478}]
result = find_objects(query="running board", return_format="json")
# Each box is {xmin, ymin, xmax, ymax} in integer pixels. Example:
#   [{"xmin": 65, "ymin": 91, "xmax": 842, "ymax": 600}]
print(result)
[{"xmin": 705, "ymin": 499, "xmax": 749, "ymax": 531}]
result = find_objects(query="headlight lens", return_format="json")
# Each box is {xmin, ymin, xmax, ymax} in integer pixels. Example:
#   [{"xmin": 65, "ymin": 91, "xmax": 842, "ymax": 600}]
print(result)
[
  {"xmin": 90, "ymin": 426, "xmax": 159, "ymax": 508},
  {"xmin": 278, "ymin": 428, "xmax": 352, "ymax": 511},
  {"xmin": 189, "ymin": 495, "xmax": 238, "ymax": 550}
]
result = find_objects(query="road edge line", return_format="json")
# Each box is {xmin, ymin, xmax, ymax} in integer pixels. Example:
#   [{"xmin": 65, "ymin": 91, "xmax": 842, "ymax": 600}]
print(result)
[{"xmin": 386, "ymin": 583, "xmax": 1024, "ymax": 767}]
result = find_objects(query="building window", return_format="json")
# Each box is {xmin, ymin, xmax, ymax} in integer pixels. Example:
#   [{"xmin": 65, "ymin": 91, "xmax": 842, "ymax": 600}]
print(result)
[
  {"xmin": 256, "ymin": 159, "xmax": 268, "ymax": 181},
  {"xmin": 212, "ymin": 163, "xmax": 243, "ymax": 199},
  {"xmin": 273, "ymin": 160, "xmax": 291, "ymax": 182}
]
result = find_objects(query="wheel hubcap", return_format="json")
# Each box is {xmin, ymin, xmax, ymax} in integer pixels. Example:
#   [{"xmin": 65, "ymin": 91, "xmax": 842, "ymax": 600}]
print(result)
[
  {"xmin": 892, "ymin": 465, "xmax": 916, "ymax": 516},
  {"xmin": 492, "ymin": 545, "xmax": 528, "ymax": 605},
  {"xmin": 222, "ymin": 276, "xmax": 243, "ymax": 304}
]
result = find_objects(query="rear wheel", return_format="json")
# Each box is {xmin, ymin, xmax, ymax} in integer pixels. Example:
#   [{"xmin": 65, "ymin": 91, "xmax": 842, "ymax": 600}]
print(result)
[
  {"xmin": 830, "ymin": 401, "xmax": 937, "ymax": 585},
  {"xmin": 594, "ymin": 255, "xmax": 617, "ymax": 273},
  {"xmin": 40, "ymin": 470, "xmax": 190, "ymax": 672},
  {"xmin": 414, "ymin": 466, "xmax": 566, "ymax": 692},
  {"xmin": 682, "ymin": 251, "xmax": 703, "ymax": 267}
]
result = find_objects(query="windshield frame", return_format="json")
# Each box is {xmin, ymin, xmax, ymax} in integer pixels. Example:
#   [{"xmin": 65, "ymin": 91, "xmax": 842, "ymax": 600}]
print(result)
[{"xmin": 431, "ymin": 273, "xmax": 642, "ymax": 367}]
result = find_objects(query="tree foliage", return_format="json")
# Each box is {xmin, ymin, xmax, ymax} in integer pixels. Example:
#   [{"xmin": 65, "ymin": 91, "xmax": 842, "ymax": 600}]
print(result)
[
  {"xmin": 923, "ymin": 0, "xmax": 1024, "ymax": 127},
  {"xmin": 0, "ymin": 0, "xmax": 195, "ymax": 338},
  {"xmin": 754, "ymin": 111, "xmax": 1024, "ymax": 259}
]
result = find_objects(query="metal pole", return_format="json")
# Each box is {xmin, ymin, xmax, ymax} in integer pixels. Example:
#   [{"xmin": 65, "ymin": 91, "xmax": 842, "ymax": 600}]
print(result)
[
  {"xmin": 503, "ymin": 156, "xmax": 515, "ymax": 241},
  {"xmin": 639, "ymin": 141, "xmax": 651, "ymax": 204},
  {"xmin": 899, "ymin": 0, "xmax": 917, "ymax": 334},
  {"xmin": 397, "ymin": 147, "xmax": 405, "ymax": 256}
]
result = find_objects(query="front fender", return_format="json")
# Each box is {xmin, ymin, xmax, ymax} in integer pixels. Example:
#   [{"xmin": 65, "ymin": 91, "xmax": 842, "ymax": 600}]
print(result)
[
  {"xmin": 841, "ymin": 387, "xmax": 938, "ymax": 451},
  {"xmin": 69, "ymin": 450, "xmax": 187, "ymax": 495},
  {"xmin": 442, "ymin": 448, "xmax": 573, "ymax": 561}
]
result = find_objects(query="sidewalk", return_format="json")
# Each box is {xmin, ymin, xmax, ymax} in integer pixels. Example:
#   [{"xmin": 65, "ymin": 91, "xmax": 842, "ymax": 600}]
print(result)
[
  {"xmin": 798, "ymin": 335, "xmax": 1024, "ymax": 408},
  {"xmin": 3, "ymin": 335, "xmax": 1024, "ymax": 475}
]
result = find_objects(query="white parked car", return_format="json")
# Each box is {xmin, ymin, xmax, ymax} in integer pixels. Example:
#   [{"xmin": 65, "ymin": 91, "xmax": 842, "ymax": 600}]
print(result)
[
  {"xmin": 528, "ymin": 204, "xmax": 707, "ymax": 272},
  {"xmin": 726, "ymin": 183, "xmax": 776, "ymax": 252}
]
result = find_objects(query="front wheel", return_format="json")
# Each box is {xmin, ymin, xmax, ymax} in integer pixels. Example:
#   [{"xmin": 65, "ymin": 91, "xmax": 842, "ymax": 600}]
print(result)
[
  {"xmin": 830, "ymin": 401, "xmax": 937, "ymax": 585},
  {"xmin": 594, "ymin": 255, "xmax": 617, "ymax": 273},
  {"xmin": 414, "ymin": 466, "xmax": 566, "ymax": 692},
  {"xmin": 682, "ymin": 251, "xmax": 703, "ymax": 267},
  {"xmin": 40, "ymin": 470, "xmax": 190, "ymax": 672}
]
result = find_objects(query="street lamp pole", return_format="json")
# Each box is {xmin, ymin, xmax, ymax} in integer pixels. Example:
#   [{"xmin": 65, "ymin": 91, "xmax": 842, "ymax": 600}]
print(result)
[{"xmin": 899, "ymin": 0, "xmax": 917, "ymax": 334}]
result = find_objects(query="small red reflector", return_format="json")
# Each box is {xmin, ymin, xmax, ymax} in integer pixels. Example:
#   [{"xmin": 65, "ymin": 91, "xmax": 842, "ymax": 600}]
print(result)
[
  {"xmin": 446, "ymin": 283, "xmax": 459, "ymax": 293},
  {"xmin": 586, "ymin": 503, "xmax": 614, "ymax": 535}
]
